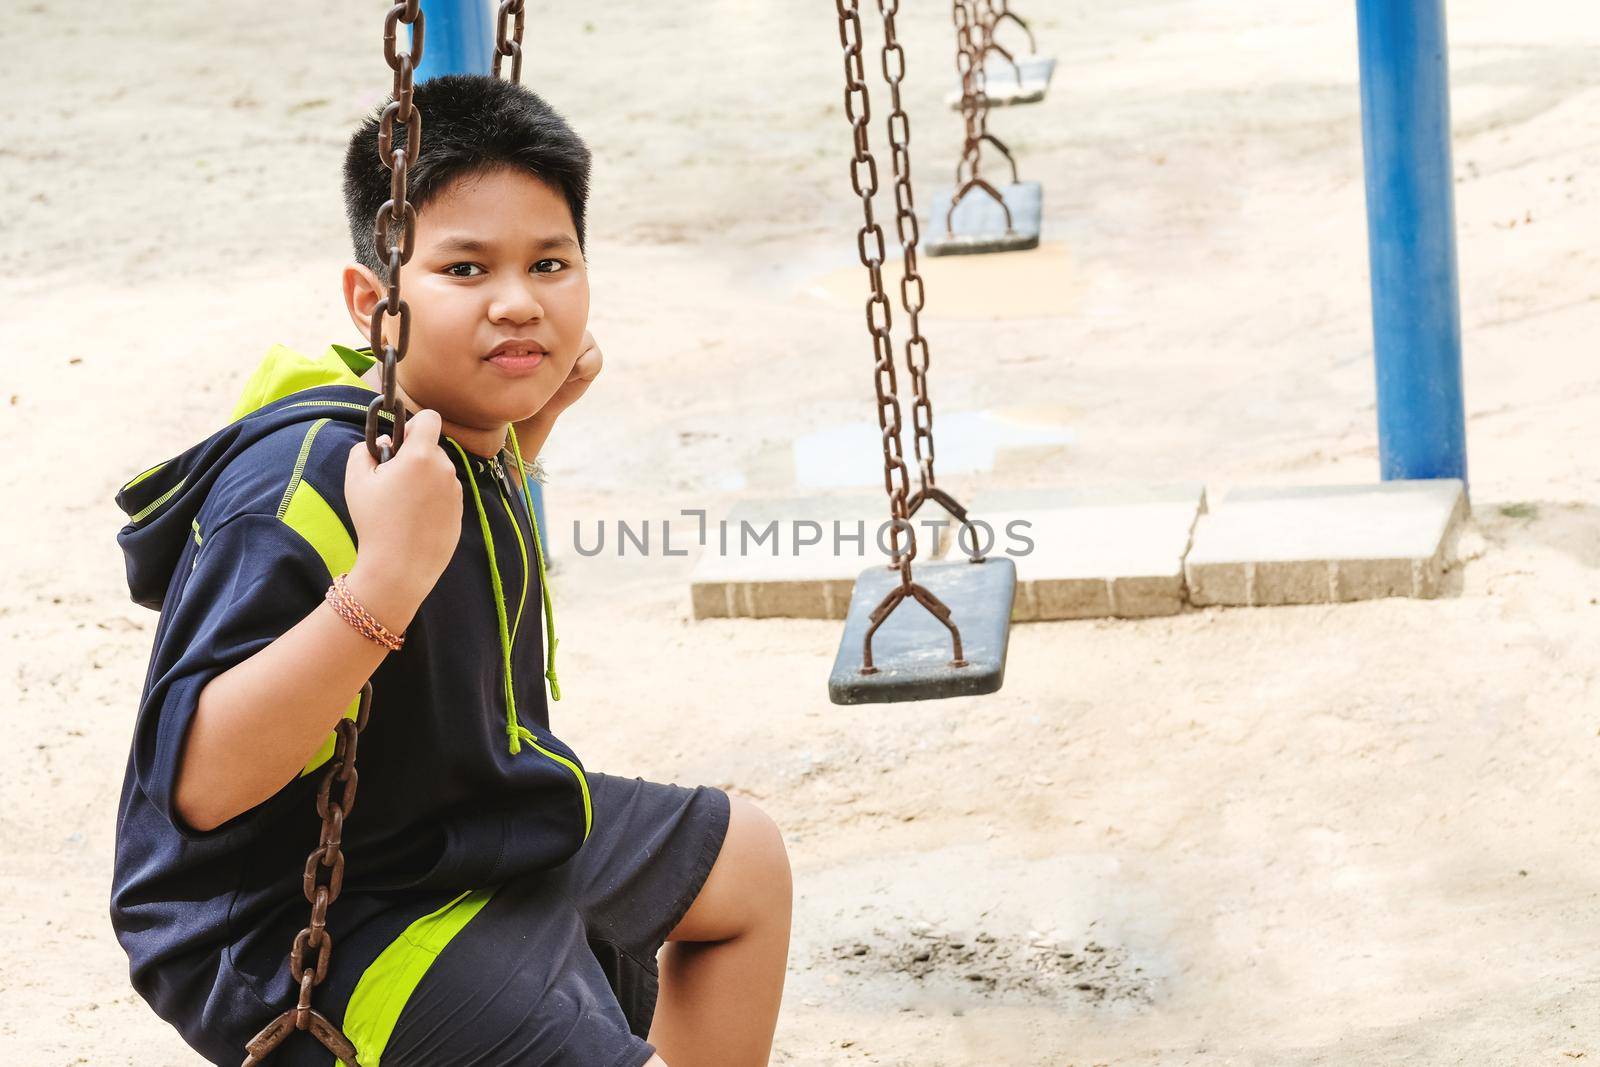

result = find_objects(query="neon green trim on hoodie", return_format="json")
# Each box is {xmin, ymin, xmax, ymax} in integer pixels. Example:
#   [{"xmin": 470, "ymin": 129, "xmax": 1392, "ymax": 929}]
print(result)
[
  {"xmin": 338, "ymin": 888, "xmax": 495, "ymax": 1067},
  {"xmin": 128, "ymin": 477, "xmax": 187, "ymax": 525},
  {"xmin": 124, "ymin": 460, "xmax": 168, "ymax": 493}
]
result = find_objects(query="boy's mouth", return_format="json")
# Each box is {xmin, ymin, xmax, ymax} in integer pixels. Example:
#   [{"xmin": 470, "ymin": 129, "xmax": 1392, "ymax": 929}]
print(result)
[{"xmin": 484, "ymin": 338, "xmax": 548, "ymax": 374}]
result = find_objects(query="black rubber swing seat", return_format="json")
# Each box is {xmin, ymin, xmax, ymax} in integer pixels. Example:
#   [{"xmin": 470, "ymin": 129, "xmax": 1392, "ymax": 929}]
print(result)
[
  {"xmin": 922, "ymin": 179, "xmax": 1042, "ymax": 257},
  {"xmin": 828, "ymin": 557, "xmax": 1017, "ymax": 705},
  {"xmin": 946, "ymin": 55, "xmax": 1057, "ymax": 109}
]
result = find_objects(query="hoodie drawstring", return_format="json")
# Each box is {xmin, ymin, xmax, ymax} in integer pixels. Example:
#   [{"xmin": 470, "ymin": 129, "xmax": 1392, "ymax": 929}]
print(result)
[
  {"xmin": 506, "ymin": 428, "xmax": 561, "ymax": 703},
  {"xmin": 445, "ymin": 438, "xmax": 526, "ymax": 754},
  {"xmin": 440, "ymin": 435, "xmax": 590, "ymax": 835}
]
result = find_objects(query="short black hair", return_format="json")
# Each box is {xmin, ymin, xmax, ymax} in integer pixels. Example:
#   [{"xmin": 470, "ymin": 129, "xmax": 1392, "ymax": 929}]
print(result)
[{"xmin": 343, "ymin": 74, "xmax": 591, "ymax": 280}]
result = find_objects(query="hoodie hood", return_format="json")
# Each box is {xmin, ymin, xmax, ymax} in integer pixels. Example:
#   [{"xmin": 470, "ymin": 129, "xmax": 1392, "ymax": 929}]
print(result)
[
  {"xmin": 229, "ymin": 342, "xmax": 375, "ymax": 421},
  {"xmin": 115, "ymin": 344, "xmax": 382, "ymax": 610}
]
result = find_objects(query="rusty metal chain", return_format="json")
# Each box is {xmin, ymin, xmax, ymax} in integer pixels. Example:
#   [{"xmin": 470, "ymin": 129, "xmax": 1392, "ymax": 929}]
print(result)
[
  {"xmin": 875, "ymin": 0, "xmax": 981, "ymax": 560},
  {"xmin": 836, "ymin": 0, "xmax": 913, "ymax": 580},
  {"xmin": 990, "ymin": 0, "xmax": 1038, "ymax": 56},
  {"xmin": 834, "ymin": 0, "xmax": 967, "ymax": 672},
  {"xmin": 875, "ymin": 0, "xmax": 934, "ymax": 496},
  {"xmin": 241, "ymin": 687, "xmax": 374, "ymax": 1065},
  {"xmin": 977, "ymin": 0, "xmax": 1028, "ymax": 85},
  {"xmin": 947, "ymin": 0, "xmax": 1018, "ymax": 235},
  {"xmin": 493, "ymin": 0, "xmax": 527, "ymax": 82},
  {"xmin": 969, "ymin": 0, "xmax": 1021, "ymax": 187},
  {"xmin": 364, "ymin": 0, "xmax": 427, "ymax": 464},
  {"xmin": 242, "ymin": 4, "xmax": 426, "ymax": 1063}
]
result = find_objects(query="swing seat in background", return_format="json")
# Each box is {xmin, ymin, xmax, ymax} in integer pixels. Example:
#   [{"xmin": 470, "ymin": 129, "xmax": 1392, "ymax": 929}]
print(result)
[
  {"xmin": 945, "ymin": 54, "xmax": 1056, "ymax": 109},
  {"xmin": 922, "ymin": 179, "xmax": 1042, "ymax": 257},
  {"xmin": 828, "ymin": 557, "xmax": 1016, "ymax": 705}
]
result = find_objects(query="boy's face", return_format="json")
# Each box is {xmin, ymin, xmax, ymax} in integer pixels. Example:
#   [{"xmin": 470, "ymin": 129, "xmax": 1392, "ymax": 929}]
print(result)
[{"xmin": 344, "ymin": 166, "xmax": 589, "ymax": 446}]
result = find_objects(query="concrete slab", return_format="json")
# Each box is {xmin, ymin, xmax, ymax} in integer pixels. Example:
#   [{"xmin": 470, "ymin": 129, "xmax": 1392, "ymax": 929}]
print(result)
[
  {"xmin": 945, "ymin": 55, "xmax": 1057, "ymax": 109},
  {"xmin": 689, "ymin": 495, "xmax": 923, "ymax": 620},
  {"xmin": 1184, "ymin": 480, "xmax": 1468, "ymax": 607},
  {"xmin": 969, "ymin": 485, "xmax": 1207, "ymax": 621}
]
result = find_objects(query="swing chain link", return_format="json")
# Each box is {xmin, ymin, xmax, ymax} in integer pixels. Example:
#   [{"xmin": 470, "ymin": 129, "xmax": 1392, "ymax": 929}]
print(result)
[
  {"xmin": 367, "ymin": 0, "xmax": 426, "ymax": 464},
  {"xmin": 240, "ymin": 687, "xmax": 373, "ymax": 1066},
  {"xmin": 952, "ymin": 0, "xmax": 985, "ymax": 189},
  {"xmin": 494, "ymin": 0, "xmax": 527, "ymax": 83},
  {"xmin": 876, "ymin": 0, "xmax": 983, "ymax": 564},
  {"xmin": 874, "ymin": 0, "xmax": 938, "ymax": 494},
  {"xmin": 990, "ymin": 0, "xmax": 1038, "ymax": 57},
  {"xmin": 834, "ymin": 0, "xmax": 916, "ymax": 581},
  {"xmin": 243, "ymin": 5, "xmax": 424, "ymax": 1064}
]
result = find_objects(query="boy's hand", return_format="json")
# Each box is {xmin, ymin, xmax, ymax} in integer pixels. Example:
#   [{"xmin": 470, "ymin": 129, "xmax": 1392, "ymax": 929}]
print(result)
[
  {"xmin": 547, "ymin": 334, "xmax": 601, "ymax": 415},
  {"xmin": 509, "ymin": 332, "xmax": 604, "ymax": 463},
  {"xmin": 542, "ymin": 330, "xmax": 604, "ymax": 420},
  {"xmin": 344, "ymin": 409, "xmax": 463, "ymax": 619}
]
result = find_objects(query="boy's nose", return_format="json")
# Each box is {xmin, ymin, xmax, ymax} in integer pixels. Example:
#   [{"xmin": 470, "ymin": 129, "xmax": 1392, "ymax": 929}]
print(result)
[{"xmin": 489, "ymin": 281, "xmax": 544, "ymax": 324}]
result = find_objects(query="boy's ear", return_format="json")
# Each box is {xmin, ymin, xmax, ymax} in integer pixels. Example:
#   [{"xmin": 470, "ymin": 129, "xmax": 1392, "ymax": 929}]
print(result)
[{"xmin": 342, "ymin": 264, "xmax": 385, "ymax": 345}]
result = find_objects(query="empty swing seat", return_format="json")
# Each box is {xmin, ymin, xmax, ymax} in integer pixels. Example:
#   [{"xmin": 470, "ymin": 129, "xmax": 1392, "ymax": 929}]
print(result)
[
  {"xmin": 922, "ymin": 179, "xmax": 1042, "ymax": 257},
  {"xmin": 828, "ymin": 557, "xmax": 1017, "ymax": 705},
  {"xmin": 946, "ymin": 54, "xmax": 1057, "ymax": 108}
]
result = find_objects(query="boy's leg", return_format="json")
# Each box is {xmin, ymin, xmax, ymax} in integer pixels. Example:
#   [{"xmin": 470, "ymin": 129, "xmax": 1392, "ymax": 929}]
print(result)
[{"xmin": 648, "ymin": 794, "xmax": 792, "ymax": 1067}]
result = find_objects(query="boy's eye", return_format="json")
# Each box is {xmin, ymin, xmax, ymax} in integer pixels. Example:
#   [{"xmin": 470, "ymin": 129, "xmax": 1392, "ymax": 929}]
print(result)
[
  {"xmin": 445, "ymin": 263, "xmax": 484, "ymax": 278},
  {"xmin": 533, "ymin": 259, "xmax": 565, "ymax": 274}
]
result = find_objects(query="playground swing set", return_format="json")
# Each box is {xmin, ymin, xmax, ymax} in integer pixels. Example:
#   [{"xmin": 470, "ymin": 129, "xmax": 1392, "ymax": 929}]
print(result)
[
  {"xmin": 823, "ymin": 0, "xmax": 1023, "ymax": 705},
  {"xmin": 215, "ymin": 0, "xmax": 1466, "ymax": 1060}
]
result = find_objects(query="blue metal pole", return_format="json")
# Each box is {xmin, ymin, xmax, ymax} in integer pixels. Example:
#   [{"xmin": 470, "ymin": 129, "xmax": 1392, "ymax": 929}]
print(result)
[
  {"xmin": 1355, "ymin": 0, "xmax": 1467, "ymax": 483},
  {"xmin": 415, "ymin": 0, "xmax": 496, "ymax": 80},
  {"xmin": 415, "ymin": 0, "xmax": 552, "ymax": 546}
]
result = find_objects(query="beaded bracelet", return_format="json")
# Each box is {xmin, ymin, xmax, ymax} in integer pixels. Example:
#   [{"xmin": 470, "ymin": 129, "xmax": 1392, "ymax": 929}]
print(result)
[{"xmin": 325, "ymin": 574, "xmax": 405, "ymax": 652}]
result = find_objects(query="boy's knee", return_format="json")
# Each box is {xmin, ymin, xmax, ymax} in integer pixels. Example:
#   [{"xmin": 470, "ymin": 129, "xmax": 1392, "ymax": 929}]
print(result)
[
  {"xmin": 672, "ymin": 792, "xmax": 792, "ymax": 943},
  {"xmin": 727, "ymin": 793, "xmax": 791, "ymax": 907}
]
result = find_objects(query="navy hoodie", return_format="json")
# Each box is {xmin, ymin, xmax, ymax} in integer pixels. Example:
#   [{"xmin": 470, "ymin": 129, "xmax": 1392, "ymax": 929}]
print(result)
[{"xmin": 111, "ymin": 344, "xmax": 590, "ymax": 1064}]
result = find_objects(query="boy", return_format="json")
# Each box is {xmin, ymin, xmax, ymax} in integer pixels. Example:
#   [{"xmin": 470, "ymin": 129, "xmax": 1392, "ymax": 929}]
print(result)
[{"xmin": 111, "ymin": 75, "xmax": 790, "ymax": 1067}]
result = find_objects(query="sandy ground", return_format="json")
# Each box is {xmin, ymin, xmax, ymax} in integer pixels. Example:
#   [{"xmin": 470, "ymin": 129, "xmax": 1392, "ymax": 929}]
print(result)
[{"xmin": 4, "ymin": 0, "xmax": 1600, "ymax": 1064}]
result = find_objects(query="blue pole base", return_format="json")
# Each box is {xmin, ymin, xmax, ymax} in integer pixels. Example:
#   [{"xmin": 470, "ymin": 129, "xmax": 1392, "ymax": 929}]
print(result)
[{"xmin": 1356, "ymin": 0, "xmax": 1468, "ymax": 484}]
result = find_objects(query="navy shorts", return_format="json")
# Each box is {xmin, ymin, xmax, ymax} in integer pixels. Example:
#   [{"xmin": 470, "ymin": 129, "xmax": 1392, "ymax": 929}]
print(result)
[{"xmin": 365, "ymin": 773, "xmax": 729, "ymax": 1067}]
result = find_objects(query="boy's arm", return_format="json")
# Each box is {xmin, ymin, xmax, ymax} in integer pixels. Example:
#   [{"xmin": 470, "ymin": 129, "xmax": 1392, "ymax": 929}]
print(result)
[
  {"xmin": 174, "ymin": 559, "xmax": 424, "ymax": 832},
  {"xmin": 173, "ymin": 412, "xmax": 462, "ymax": 833}
]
